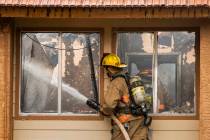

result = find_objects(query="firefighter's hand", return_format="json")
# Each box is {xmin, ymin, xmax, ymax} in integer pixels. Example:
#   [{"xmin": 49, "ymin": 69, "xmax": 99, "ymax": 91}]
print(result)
[{"xmin": 100, "ymin": 107, "xmax": 114, "ymax": 116}]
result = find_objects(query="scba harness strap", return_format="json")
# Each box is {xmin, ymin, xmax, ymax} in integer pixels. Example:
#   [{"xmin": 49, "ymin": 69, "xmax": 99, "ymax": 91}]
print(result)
[
  {"xmin": 111, "ymin": 72, "xmax": 140, "ymax": 108},
  {"xmin": 111, "ymin": 72, "xmax": 152, "ymax": 126}
]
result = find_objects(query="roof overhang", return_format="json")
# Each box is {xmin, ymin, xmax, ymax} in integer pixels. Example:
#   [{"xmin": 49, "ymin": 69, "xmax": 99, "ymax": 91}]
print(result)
[
  {"xmin": 0, "ymin": 6, "xmax": 210, "ymax": 19},
  {"xmin": 0, "ymin": 0, "xmax": 210, "ymax": 8}
]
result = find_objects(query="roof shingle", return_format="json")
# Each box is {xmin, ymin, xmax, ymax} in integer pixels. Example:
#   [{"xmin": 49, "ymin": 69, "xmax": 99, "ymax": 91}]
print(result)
[{"xmin": 0, "ymin": 0, "xmax": 210, "ymax": 7}]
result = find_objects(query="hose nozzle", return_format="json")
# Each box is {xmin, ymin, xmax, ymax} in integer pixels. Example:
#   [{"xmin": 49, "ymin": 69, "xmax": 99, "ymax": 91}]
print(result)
[{"xmin": 86, "ymin": 99, "xmax": 100, "ymax": 111}]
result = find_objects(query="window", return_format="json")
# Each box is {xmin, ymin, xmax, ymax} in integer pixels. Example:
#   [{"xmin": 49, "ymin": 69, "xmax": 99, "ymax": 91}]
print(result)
[
  {"xmin": 18, "ymin": 31, "xmax": 101, "ymax": 117},
  {"xmin": 115, "ymin": 30, "xmax": 198, "ymax": 117}
]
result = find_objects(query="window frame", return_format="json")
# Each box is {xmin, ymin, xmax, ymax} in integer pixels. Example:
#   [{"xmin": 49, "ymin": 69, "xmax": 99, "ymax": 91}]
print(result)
[
  {"xmin": 15, "ymin": 27, "xmax": 104, "ymax": 120},
  {"xmin": 112, "ymin": 27, "xmax": 200, "ymax": 120}
]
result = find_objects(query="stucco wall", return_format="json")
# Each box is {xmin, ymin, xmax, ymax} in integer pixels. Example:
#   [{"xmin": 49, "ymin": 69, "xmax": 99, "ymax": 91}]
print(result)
[
  {"xmin": 200, "ymin": 23, "xmax": 210, "ymax": 140},
  {"xmin": 0, "ymin": 22, "xmax": 12, "ymax": 140}
]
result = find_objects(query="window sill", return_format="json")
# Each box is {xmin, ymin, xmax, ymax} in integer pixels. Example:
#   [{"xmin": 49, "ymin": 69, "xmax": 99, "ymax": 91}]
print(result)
[
  {"xmin": 15, "ymin": 114, "xmax": 104, "ymax": 120},
  {"xmin": 151, "ymin": 115, "xmax": 198, "ymax": 120}
]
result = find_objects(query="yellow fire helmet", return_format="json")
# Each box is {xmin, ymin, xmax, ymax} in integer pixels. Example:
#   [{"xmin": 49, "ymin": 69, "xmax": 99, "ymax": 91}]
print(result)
[{"xmin": 101, "ymin": 53, "xmax": 127, "ymax": 68}]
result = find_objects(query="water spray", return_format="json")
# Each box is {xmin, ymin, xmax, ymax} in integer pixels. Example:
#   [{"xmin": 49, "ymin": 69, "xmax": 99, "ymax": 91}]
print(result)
[{"xmin": 23, "ymin": 61, "xmax": 88, "ymax": 103}]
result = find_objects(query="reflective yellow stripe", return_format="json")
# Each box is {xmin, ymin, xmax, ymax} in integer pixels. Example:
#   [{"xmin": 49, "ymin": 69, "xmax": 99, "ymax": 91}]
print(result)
[{"xmin": 131, "ymin": 86, "xmax": 145, "ymax": 95}]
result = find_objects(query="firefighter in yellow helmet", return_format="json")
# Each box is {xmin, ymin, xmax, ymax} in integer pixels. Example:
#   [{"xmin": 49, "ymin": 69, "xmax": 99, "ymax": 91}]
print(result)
[{"xmin": 101, "ymin": 53, "xmax": 149, "ymax": 140}]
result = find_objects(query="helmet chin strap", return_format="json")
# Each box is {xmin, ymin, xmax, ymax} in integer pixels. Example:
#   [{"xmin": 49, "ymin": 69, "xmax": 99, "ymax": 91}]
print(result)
[
  {"xmin": 105, "ymin": 67, "xmax": 112, "ymax": 78},
  {"xmin": 105, "ymin": 67, "xmax": 119, "ymax": 78}
]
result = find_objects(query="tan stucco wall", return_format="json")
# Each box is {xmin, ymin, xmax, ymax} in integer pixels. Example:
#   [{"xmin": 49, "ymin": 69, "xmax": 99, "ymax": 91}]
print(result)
[
  {"xmin": 0, "ymin": 22, "xmax": 13, "ymax": 140},
  {"xmin": 200, "ymin": 22, "xmax": 210, "ymax": 140},
  {"xmin": 1, "ymin": 18, "xmax": 210, "ymax": 140}
]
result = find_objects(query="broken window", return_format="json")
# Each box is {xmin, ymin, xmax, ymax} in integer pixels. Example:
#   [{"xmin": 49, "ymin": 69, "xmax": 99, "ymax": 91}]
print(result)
[
  {"xmin": 20, "ymin": 32, "xmax": 100, "ymax": 115},
  {"xmin": 116, "ymin": 31, "xmax": 197, "ymax": 116}
]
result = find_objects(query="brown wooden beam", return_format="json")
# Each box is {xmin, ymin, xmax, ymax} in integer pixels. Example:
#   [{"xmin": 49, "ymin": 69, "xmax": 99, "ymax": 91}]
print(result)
[{"xmin": 0, "ymin": 7, "xmax": 210, "ymax": 18}]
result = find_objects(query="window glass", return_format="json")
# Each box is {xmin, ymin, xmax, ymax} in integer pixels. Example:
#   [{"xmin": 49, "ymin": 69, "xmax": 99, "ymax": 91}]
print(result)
[
  {"xmin": 116, "ymin": 31, "xmax": 196, "ymax": 115},
  {"xmin": 61, "ymin": 33, "xmax": 100, "ymax": 114},
  {"xmin": 157, "ymin": 32, "xmax": 195, "ymax": 114},
  {"xmin": 20, "ymin": 32, "xmax": 100, "ymax": 115},
  {"xmin": 21, "ymin": 33, "xmax": 59, "ymax": 113},
  {"xmin": 117, "ymin": 32, "xmax": 154, "ymax": 112}
]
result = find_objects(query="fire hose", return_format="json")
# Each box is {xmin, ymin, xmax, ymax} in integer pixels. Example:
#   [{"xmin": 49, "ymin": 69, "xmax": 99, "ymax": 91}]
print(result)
[
  {"xmin": 86, "ymin": 99, "xmax": 130, "ymax": 140},
  {"xmin": 111, "ymin": 115, "xmax": 130, "ymax": 140},
  {"xmin": 85, "ymin": 35, "xmax": 131, "ymax": 140}
]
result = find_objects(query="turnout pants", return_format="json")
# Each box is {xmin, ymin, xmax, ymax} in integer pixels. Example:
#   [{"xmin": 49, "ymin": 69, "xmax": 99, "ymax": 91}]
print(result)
[{"xmin": 112, "ymin": 117, "xmax": 148, "ymax": 140}]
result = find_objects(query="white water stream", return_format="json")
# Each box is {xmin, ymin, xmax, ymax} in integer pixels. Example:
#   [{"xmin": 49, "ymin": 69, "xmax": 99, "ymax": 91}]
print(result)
[
  {"xmin": 23, "ymin": 61, "xmax": 88, "ymax": 103},
  {"xmin": 61, "ymin": 82, "xmax": 88, "ymax": 102}
]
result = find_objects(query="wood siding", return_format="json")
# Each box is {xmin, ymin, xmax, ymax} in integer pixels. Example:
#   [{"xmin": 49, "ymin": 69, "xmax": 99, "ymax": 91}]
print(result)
[{"xmin": 13, "ymin": 120, "xmax": 199, "ymax": 140}]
